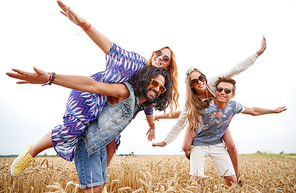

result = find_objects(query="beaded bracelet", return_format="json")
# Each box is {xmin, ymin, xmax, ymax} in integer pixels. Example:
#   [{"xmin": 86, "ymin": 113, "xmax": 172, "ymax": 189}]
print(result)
[
  {"xmin": 42, "ymin": 72, "xmax": 55, "ymax": 86},
  {"xmin": 49, "ymin": 72, "xmax": 56, "ymax": 85}
]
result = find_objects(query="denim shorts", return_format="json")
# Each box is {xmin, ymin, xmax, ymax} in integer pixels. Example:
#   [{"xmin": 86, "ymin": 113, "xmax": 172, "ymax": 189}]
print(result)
[
  {"xmin": 74, "ymin": 138, "xmax": 107, "ymax": 189},
  {"xmin": 190, "ymin": 143, "xmax": 235, "ymax": 177}
]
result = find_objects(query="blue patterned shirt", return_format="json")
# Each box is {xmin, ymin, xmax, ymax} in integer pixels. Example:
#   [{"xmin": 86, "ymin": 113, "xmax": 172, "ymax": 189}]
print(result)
[
  {"xmin": 51, "ymin": 43, "xmax": 147, "ymax": 161},
  {"xmin": 192, "ymin": 100, "xmax": 244, "ymax": 146},
  {"xmin": 64, "ymin": 43, "xmax": 147, "ymax": 124}
]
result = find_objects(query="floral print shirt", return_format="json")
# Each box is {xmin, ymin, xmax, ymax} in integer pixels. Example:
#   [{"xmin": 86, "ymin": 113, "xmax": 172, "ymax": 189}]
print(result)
[{"xmin": 192, "ymin": 100, "xmax": 243, "ymax": 146}]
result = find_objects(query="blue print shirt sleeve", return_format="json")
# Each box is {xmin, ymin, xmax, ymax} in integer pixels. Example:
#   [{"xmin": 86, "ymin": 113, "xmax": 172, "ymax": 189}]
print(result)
[{"xmin": 232, "ymin": 100, "xmax": 244, "ymax": 114}]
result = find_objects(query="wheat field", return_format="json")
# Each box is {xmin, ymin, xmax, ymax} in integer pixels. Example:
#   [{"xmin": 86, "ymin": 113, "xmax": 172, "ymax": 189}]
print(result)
[{"xmin": 1, "ymin": 155, "xmax": 296, "ymax": 192}]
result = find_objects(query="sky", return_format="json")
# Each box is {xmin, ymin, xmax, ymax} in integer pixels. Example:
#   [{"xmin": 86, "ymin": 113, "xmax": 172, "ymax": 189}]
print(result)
[{"xmin": 0, "ymin": 0, "xmax": 296, "ymax": 156}]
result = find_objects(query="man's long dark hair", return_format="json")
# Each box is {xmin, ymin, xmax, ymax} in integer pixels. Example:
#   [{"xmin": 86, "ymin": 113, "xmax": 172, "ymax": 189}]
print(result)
[{"xmin": 130, "ymin": 66, "xmax": 172, "ymax": 111}]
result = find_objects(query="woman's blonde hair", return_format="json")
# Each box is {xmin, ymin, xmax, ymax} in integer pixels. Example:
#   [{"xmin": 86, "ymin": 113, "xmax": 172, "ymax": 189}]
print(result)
[
  {"xmin": 185, "ymin": 68, "xmax": 211, "ymax": 137},
  {"xmin": 146, "ymin": 46, "xmax": 179, "ymax": 113}
]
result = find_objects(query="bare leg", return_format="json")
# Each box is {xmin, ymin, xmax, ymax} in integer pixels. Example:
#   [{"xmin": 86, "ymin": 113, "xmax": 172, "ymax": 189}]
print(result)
[
  {"xmin": 224, "ymin": 175, "xmax": 236, "ymax": 187},
  {"xmin": 182, "ymin": 122, "xmax": 193, "ymax": 156},
  {"xmin": 223, "ymin": 128, "xmax": 239, "ymax": 179},
  {"xmin": 192, "ymin": 176, "xmax": 202, "ymax": 192},
  {"xmin": 193, "ymin": 176, "xmax": 202, "ymax": 185},
  {"xmin": 85, "ymin": 184, "xmax": 104, "ymax": 193},
  {"xmin": 106, "ymin": 140, "xmax": 116, "ymax": 167},
  {"xmin": 29, "ymin": 130, "xmax": 53, "ymax": 157}
]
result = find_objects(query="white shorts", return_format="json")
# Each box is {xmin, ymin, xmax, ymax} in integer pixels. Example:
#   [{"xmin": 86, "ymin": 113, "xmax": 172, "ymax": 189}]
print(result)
[{"xmin": 190, "ymin": 143, "xmax": 235, "ymax": 177}]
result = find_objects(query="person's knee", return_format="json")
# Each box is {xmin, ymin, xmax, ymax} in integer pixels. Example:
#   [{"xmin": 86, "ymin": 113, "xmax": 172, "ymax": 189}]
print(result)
[{"xmin": 85, "ymin": 185, "xmax": 104, "ymax": 193}]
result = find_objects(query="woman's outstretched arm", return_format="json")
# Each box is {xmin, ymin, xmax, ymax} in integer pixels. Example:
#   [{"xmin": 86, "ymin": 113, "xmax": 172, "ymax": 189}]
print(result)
[{"xmin": 57, "ymin": 0, "xmax": 112, "ymax": 55}]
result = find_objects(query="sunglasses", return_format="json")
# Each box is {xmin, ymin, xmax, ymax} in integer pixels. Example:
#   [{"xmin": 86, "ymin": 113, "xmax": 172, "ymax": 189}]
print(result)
[
  {"xmin": 155, "ymin": 50, "xmax": 170, "ymax": 63},
  {"xmin": 216, "ymin": 87, "xmax": 232, "ymax": 94},
  {"xmin": 190, "ymin": 74, "xmax": 206, "ymax": 86},
  {"xmin": 150, "ymin": 78, "xmax": 167, "ymax": 94}
]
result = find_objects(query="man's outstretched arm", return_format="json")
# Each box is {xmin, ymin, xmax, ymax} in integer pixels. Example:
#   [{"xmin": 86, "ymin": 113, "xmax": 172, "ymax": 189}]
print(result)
[
  {"xmin": 6, "ymin": 67, "xmax": 129, "ymax": 99},
  {"xmin": 242, "ymin": 106, "xmax": 287, "ymax": 116}
]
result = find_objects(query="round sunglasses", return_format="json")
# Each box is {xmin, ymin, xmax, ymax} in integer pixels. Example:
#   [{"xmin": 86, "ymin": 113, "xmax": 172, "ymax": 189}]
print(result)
[
  {"xmin": 190, "ymin": 74, "xmax": 206, "ymax": 86},
  {"xmin": 150, "ymin": 78, "xmax": 166, "ymax": 94},
  {"xmin": 155, "ymin": 50, "xmax": 170, "ymax": 63},
  {"xmin": 216, "ymin": 87, "xmax": 232, "ymax": 94}
]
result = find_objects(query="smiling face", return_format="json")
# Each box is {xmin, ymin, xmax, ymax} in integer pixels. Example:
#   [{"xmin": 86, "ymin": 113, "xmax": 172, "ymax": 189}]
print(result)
[
  {"xmin": 190, "ymin": 71, "xmax": 207, "ymax": 93},
  {"xmin": 215, "ymin": 82, "xmax": 235, "ymax": 104},
  {"xmin": 145, "ymin": 74, "xmax": 166, "ymax": 102},
  {"xmin": 151, "ymin": 48, "xmax": 171, "ymax": 70}
]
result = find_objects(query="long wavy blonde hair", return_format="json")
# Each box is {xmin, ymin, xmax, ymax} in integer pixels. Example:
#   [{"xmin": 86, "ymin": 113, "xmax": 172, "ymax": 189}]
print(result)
[
  {"xmin": 146, "ymin": 46, "xmax": 179, "ymax": 113},
  {"xmin": 185, "ymin": 68, "xmax": 211, "ymax": 136}
]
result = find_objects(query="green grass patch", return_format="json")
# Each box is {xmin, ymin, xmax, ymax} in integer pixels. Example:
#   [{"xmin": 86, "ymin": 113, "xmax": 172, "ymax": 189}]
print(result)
[{"xmin": 254, "ymin": 151, "xmax": 296, "ymax": 159}]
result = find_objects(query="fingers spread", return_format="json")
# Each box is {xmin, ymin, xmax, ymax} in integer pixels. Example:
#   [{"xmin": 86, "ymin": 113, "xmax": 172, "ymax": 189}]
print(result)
[
  {"xmin": 60, "ymin": 11, "xmax": 67, "ymax": 17},
  {"xmin": 6, "ymin": 72, "xmax": 26, "ymax": 80},
  {"xmin": 12, "ymin": 68, "xmax": 30, "ymax": 77}
]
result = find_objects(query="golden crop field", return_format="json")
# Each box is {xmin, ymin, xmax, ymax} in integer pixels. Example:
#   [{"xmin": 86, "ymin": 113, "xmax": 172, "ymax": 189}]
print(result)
[{"xmin": 1, "ymin": 155, "xmax": 296, "ymax": 192}]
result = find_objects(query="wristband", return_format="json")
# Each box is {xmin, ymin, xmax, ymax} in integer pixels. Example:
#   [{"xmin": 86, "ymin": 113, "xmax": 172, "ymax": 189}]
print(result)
[
  {"xmin": 49, "ymin": 72, "xmax": 56, "ymax": 85},
  {"xmin": 84, "ymin": 24, "xmax": 92, "ymax": 31},
  {"xmin": 42, "ymin": 72, "xmax": 55, "ymax": 86},
  {"xmin": 78, "ymin": 19, "xmax": 91, "ymax": 35},
  {"xmin": 42, "ymin": 73, "xmax": 52, "ymax": 86}
]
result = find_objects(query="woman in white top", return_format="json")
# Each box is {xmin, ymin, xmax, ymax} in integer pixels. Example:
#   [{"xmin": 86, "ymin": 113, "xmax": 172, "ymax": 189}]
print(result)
[{"xmin": 153, "ymin": 36, "xmax": 266, "ymax": 180}]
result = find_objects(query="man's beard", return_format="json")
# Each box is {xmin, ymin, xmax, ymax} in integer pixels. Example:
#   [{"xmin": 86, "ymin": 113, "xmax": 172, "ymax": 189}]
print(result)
[{"xmin": 144, "ymin": 88, "xmax": 159, "ymax": 103}]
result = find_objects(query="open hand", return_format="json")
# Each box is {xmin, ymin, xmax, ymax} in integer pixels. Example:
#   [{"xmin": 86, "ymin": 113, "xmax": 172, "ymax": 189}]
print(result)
[
  {"xmin": 274, "ymin": 106, "xmax": 287, "ymax": 114},
  {"xmin": 57, "ymin": 0, "xmax": 84, "ymax": 27},
  {"xmin": 6, "ymin": 67, "xmax": 49, "ymax": 85},
  {"xmin": 256, "ymin": 35, "xmax": 267, "ymax": 56},
  {"xmin": 152, "ymin": 141, "xmax": 166, "ymax": 147},
  {"xmin": 146, "ymin": 128, "xmax": 155, "ymax": 141}
]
